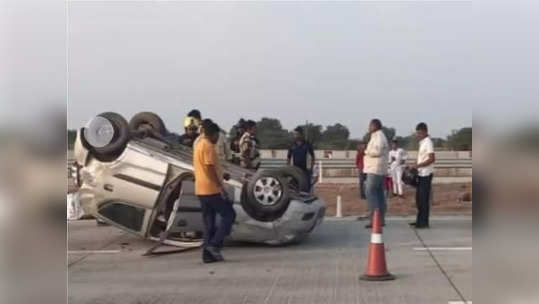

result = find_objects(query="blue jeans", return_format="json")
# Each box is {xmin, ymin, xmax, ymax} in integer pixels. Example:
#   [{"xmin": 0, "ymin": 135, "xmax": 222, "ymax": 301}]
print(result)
[
  {"xmin": 365, "ymin": 173, "xmax": 386, "ymax": 224},
  {"xmin": 198, "ymin": 194, "xmax": 236, "ymax": 248}
]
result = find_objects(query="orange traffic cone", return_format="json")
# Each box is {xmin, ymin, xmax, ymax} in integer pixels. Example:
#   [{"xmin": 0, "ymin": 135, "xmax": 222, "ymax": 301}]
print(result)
[{"xmin": 360, "ymin": 209, "xmax": 395, "ymax": 281}]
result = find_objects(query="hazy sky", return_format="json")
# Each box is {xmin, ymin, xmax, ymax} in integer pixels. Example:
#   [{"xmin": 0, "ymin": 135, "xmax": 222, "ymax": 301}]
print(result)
[{"xmin": 65, "ymin": 1, "xmax": 528, "ymax": 138}]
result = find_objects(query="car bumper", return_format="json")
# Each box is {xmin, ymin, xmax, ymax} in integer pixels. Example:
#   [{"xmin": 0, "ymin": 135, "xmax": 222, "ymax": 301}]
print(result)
[{"xmin": 229, "ymin": 198, "xmax": 326, "ymax": 245}]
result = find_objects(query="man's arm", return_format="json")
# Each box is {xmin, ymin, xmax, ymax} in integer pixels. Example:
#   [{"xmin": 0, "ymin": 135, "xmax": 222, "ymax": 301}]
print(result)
[
  {"xmin": 287, "ymin": 148, "xmax": 292, "ymax": 166},
  {"xmin": 413, "ymin": 140, "xmax": 435, "ymax": 169},
  {"xmin": 415, "ymin": 153, "xmax": 435, "ymax": 168},
  {"xmin": 309, "ymin": 144, "xmax": 315, "ymax": 168},
  {"xmin": 202, "ymin": 142, "xmax": 223, "ymax": 189},
  {"xmin": 205, "ymin": 164, "xmax": 223, "ymax": 189},
  {"xmin": 365, "ymin": 136, "xmax": 383, "ymax": 157}
]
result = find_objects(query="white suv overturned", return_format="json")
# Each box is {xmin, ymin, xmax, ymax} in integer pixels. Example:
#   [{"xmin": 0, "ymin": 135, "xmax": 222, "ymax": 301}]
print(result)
[{"xmin": 73, "ymin": 112, "xmax": 325, "ymax": 246}]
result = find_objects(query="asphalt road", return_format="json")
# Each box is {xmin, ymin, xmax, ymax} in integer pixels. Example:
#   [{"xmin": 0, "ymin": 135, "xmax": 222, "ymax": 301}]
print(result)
[{"xmin": 68, "ymin": 216, "xmax": 472, "ymax": 304}]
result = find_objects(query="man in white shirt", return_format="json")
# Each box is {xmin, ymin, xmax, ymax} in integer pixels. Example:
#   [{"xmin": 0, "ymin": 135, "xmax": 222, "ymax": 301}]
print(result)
[
  {"xmin": 363, "ymin": 119, "xmax": 389, "ymax": 228},
  {"xmin": 389, "ymin": 140, "xmax": 407, "ymax": 197},
  {"xmin": 410, "ymin": 122, "xmax": 436, "ymax": 229}
]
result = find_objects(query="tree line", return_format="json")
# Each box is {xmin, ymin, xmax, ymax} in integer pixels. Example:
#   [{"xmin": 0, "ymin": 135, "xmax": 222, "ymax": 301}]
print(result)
[
  {"xmin": 67, "ymin": 120, "xmax": 472, "ymax": 151},
  {"xmin": 240, "ymin": 118, "xmax": 472, "ymax": 151}
]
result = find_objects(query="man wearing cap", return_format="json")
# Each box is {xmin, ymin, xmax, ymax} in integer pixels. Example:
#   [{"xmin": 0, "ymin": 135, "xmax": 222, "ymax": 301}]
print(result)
[{"xmin": 178, "ymin": 116, "xmax": 200, "ymax": 148}]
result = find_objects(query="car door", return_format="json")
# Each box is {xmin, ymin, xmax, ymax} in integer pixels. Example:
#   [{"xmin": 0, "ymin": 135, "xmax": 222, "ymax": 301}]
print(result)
[{"xmin": 91, "ymin": 143, "xmax": 169, "ymax": 237}]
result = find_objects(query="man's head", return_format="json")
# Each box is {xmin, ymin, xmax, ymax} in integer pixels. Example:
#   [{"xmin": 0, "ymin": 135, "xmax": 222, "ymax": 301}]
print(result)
[
  {"xmin": 293, "ymin": 126, "xmax": 305, "ymax": 143},
  {"xmin": 369, "ymin": 119, "xmax": 382, "ymax": 134},
  {"xmin": 185, "ymin": 125, "xmax": 198, "ymax": 138},
  {"xmin": 187, "ymin": 109, "xmax": 202, "ymax": 120},
  {"xmin": 357, "ymin": 141, "xmax": 366, "ymax": 151},
  {"xmin": 416, "ymin": 122, "xmax": 429, "ymax": 140},
  {"xmin": 202, "ymin": 119, "xmax": 220, "ymax": 144},
  {"xmin": 245, "ymin": 120, "xmax": 257, "ymax": 135},
  {"xmin": 391, "ymin": 139, "xmax": 398, "ymax": 150},
  {"xmin": 235, "ymin": 118, "xmax": 246, "ymax": 135}
]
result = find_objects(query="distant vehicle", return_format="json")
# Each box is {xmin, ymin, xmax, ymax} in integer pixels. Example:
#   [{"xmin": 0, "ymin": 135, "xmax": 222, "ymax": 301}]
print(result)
[{"xmin": 72, "ymin": 112, "xmax": 325, "ymax": 247}]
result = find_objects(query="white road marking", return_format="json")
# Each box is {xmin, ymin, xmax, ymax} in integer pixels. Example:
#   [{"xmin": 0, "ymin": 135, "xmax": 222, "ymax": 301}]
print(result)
[
  {"xmin": 449, "ymin": 301, "xmax": 472, "ymax": 304},
  {"xmin": 414, "ymin": 247, "xmax": 472, "ymax": 251},
  {"xmin": 68, "ymin": 250, "xmax": 121, "ymax": 254}
]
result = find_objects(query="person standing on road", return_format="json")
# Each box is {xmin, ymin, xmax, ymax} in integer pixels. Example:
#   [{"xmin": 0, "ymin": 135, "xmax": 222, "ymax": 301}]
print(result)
[
  {"xmin": 363, "ymin": 119, "xmax": 389, "ymax": 228},
  {"xmin": 355, "ymin": 141, "xmax": 370, "ymax": 221},
  {"xmin": 409, "ymin": 122, "xmax": 436, "ymax": 229},
  {"xmin": 356, "ymin": 141, "xmax": 367, "ymax": 200},
  {"xmin": 287, "ymin": 127, "xmax": 316, "ymax": 191},
  {"xmin": 239, "ymin": 120, "xmax": 260, "ymax": 170},
  {"xmin": 389, "ymin": 139, "xmax": 407, "ymax": 197},
  {"xmin": 194, "ymin": 119, "xmax": 236, "ymax": 263}
]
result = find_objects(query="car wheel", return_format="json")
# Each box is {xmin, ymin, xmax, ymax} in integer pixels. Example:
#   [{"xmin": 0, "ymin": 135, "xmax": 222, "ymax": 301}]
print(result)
[
  {"xmin": 243, "ymin": 170, "xmax": 290, "ymax": 222},
  {"xmin": 83, "ymin": 112, "xmax": 130, "ymax": 162},
  {"xmin": 129, "ymin": 112, "xmax": 167, "ymax": 138},
  {"xmin": 275, "ymin": 166, "xmax": 309, "ymax": 192}
]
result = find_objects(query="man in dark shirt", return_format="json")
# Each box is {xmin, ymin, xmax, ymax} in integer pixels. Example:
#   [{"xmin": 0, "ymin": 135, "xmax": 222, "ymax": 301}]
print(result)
[{"xmin": 287, "ymin": 127, "xmax": 315, "ymax": 191}]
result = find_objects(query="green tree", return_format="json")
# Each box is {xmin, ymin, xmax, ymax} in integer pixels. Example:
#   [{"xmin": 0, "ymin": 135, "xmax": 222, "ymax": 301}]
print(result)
[
  {"xmin": 432, "ymin": 137, "xmax": 447, "ymax": 149},
  {"xmin": 256, "ymin": 118, "xmax": 291, "ymax": 149},
  {"xmin": 446, "ymin": 127, "xmax": 472, "ymax": 150},
  {"xmin": 295, "ymin": 123, "xmax": 323, "ymax": 148},
  {"xmin": 320, "ymin": 123, "xmax": 350, "ymax": 149}
]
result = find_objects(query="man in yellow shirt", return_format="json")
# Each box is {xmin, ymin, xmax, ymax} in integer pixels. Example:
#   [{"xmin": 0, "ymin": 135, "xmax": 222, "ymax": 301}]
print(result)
[{"xmin": 194, "ymin": 119, "xmax": 235, "ymax": 263}]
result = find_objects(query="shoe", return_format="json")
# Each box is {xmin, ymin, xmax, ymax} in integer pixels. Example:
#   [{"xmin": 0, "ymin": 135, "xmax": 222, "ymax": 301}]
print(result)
[
  {"xmin": 356, "ymin": 215, "xmax": 368, "ymax": 221},
  {"xmin": 365, "ymin": 224, "xmax": 372, "ymax": 229},
  {"xmin": 205, "ymin": 246, "xmax": 224, "ymax": 262},
  {"xmin": 409, "ymin": 222, "xmax": 417, "ymax": 226},
  {"xmin": 415, "ymin": 225, "xmax": 430, "ymax": 229},
  {"xmin": 202, "ymin": 249, "xmax": 218, "ymax": 263}
]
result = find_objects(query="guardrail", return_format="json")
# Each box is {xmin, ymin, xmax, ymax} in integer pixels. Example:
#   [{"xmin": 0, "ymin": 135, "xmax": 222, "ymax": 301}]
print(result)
[
  {"xmin": 68, "ymin": 153, "xmax": 472, "ymax": 183},
  {"xmin": 260, "ymin": 158, "xmax": 472, "ymax": 169}
]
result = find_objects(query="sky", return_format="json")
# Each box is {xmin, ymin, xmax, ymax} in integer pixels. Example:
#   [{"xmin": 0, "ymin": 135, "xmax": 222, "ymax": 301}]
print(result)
[{"xmin": 62, "ymin": 1, "xmax": 534, "ymax": 138}]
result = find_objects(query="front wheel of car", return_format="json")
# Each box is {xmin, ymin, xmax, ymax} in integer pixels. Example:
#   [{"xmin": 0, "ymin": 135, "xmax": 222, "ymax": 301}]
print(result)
[
  {"xmin": 83, "ymin": 112, "xmax": 130, "ymax": 162},
  {"xmin": 243, "ymin": 170, "xmax": 290, "ymax": 222}
]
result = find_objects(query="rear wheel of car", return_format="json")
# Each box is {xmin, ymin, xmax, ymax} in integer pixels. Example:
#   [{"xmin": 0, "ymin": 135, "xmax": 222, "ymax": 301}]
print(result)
[
  {"xmin": 83, "ymin": 112, "xmax": 130, "ymax": 162},
  {"xmin": 275, "ymin": 166, "xmax": 309, "ymax": 192},
  {"xmin": 242, "ymin": 170, "xmax": 290, "ymax": 222},
  {"xmin": 129, "ymin": 112, "xmax": 167, "ymax": 138}
]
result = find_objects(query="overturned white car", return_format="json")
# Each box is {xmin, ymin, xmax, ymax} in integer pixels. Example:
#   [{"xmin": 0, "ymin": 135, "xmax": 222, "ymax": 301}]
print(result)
[{"xmin": 72, "ymin": 112, "xmax": 325, "ymax": 247}]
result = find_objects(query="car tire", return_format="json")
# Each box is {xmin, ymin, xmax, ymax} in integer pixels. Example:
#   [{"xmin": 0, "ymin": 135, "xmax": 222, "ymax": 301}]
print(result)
[
  {"xmin": 243, "ymin": 170, "xmax": 290, "ymax": 222},
  {"xmin": 83, "ymin": 112, "xmax": 130, "ymax": 162},
  {"xmin": 275, "ymin": 166, "xmax": 310, "ymax": 192},
  {"xmin": 129, "ymin": 112, "xmax": 167, "ymax": 138}
]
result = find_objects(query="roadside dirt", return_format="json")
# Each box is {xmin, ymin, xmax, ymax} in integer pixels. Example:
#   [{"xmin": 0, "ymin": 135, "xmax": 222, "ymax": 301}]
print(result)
[{"xmin": 315, "ymin": 183, "xmax": 472, "ymax": 217}]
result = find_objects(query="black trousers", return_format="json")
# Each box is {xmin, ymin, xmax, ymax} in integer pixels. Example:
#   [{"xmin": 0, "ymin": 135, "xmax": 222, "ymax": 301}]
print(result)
[
  {"xmin": 359, "ymin": 173, "xmax": 367, "ymax": 200},
  {"xmin": 416, "ymin": 174, "xmax": 433, "ymax": 227},
  {"xmin": 198, "ymin": 194, "xmax": 236, "ymax": 248},
  {"xmin": 300, "ymin": 168, "xmax": 313, "ymax": 191}
]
